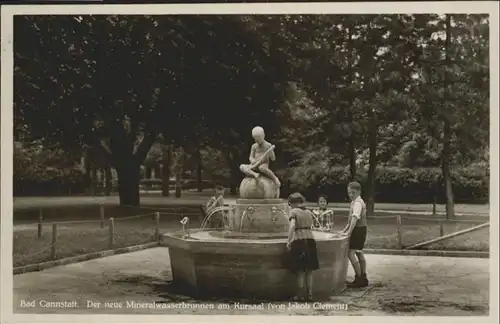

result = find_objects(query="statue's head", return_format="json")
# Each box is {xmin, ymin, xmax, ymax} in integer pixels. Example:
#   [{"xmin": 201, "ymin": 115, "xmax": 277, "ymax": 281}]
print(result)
[{"xmin": 251, "ymin": 126, "xmax": 265, "ymax": 143}]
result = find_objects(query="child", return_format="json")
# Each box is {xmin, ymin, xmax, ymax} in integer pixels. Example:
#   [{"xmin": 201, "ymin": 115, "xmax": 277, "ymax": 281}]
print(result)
[
  {"xmin": 312, "ymin": 194, "xmax": 334, "ymax": 230},
  {"xmin": 286, "ymin": 192, "xmax": 320, "ymax": 301},
  {"xmin": 204, "ymin": 184, "xmax": 226, "ymax": 229},
  {"xmin": 239, "ymin": 126, "xmax": 281, "ymax": 188},
  {"xmin": 340, "ymin": 182, "xmax": 368, "ymax": 288}
]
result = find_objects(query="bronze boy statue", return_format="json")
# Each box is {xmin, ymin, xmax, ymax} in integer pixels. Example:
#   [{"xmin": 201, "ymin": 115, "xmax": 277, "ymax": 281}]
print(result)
[{"xmin": 239, "ymin": 126, "xmax": 281, "ymax": 189}]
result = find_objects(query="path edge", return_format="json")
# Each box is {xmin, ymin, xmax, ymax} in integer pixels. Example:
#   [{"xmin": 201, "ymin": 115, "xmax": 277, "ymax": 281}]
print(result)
[
  {"xmin": 364, "ymin": 248, "xmax": 489, "ymax": 258},
  {"xmin": 13, "ymin": 242, "xmax": 160, "ymax": 275}
]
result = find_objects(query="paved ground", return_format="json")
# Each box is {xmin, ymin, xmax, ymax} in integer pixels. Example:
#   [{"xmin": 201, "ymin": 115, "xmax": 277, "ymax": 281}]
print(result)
[
  {"xmin": 13, "ymin": 247, "xmax": 490, "ymax": 316},
  {"xmin": 13, "ymin": 194, "xmax": 489, "ymax": 216}
]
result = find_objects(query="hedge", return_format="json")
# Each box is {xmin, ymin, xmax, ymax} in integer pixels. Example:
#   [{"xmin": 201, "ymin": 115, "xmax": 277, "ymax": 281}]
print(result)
[
  {"xmin": 285, "ymin": 167, "xmax": 489, "ymax": 204},
  {"xmin": 14, "ymin": 170, "xmax": 88, "ymax": 196},
  {"xmin": 14, "ymin": 165, "xmax": 489, "ymax": 204}
]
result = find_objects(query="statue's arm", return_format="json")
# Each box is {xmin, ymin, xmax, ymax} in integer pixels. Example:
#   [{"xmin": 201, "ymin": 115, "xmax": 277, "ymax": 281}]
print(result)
[
  {"xmin": 249, "ymin": 144, "xmax": 256, "ymax": 164},
  {"xmin": 267, "ymin": 142, "xmax": 276, "ymax": 161}
]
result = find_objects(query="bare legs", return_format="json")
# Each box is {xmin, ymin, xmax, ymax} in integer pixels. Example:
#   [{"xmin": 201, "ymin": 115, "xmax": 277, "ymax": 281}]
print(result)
[
  {"xmin": 295, "ymin": 271, "xmax": 305, "ymax": 299},
  {"xmin": 348, "ymin": 250, "xmax": 362, "ymax": 277},
  {"xmin": 347, "ymin": 250, "xmax": 368, "ymax": 287},
  {"xmin": 239, "ymin": 164, "xmax": 260, "ymax": 178},
  {"xmin": 305, "ymin": 270, "xmax": 313, "ymax": 299},
  {"xmin": 258, "ymin": 164, "xmax": 281, "ymax": 187},
  {"xmin": 357, "ymin": 251, "xmax": 367, "ymax": 276},
  {"xmin": 294, "ymin": 270, "xmax": 313, "ymax": 301},
  {"xmin": 239, "ymin": 163, "xmax": 281, "ymax": 188}
]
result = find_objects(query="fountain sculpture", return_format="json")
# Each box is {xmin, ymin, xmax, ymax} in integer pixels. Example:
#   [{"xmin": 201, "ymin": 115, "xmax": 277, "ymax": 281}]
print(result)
[{"xmin": 162, "ymin": 127, "xmax": 349, "ymax": 300}]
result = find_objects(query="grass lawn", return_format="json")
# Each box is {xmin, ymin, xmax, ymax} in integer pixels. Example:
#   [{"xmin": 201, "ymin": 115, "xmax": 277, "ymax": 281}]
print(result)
[
  {"xmin": 13, "ymin": 210, "xmax": 489, "ymax": 268},
  {"xmin": 330, "ymin": 217, "xmax": 489, "ymax": 251},
  {"xmin": 13, "ymin": 217, "xmax": 187, "ymax": 268},
  {"xmin": 14, "ymin": 193, "xmax": 490, "ymax": 216}
]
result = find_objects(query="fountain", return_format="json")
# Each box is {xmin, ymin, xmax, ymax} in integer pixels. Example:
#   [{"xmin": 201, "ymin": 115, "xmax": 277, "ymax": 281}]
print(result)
[{"xmin": 161, "ymin": 128, "xmax": 349, "ymax": 300}]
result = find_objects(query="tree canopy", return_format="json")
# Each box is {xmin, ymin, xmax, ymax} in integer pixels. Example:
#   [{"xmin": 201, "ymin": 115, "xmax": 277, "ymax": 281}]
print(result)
[
  {"xmin": 15, "ymin": 15, "xmax": 292, "ymax": 205},
  {"xmin": 15, "ymin": 14, "xmax": 489, "ymax": 212}
]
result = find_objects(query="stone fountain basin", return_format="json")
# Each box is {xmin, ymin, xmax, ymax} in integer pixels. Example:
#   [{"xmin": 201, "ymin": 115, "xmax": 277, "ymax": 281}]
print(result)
[{"xmin": 161, "ymin": 230, "xmax": 349, "ymax": 300}]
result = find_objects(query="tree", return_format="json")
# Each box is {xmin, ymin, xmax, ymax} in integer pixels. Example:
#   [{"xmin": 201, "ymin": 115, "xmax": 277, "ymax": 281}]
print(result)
[
  {"xmin": 269, "ymin": 15, "xmax": 423, "ymax": 215},
  {"xmin": 414, "ymin": 14, "xmax": 489, "ymax": 219},
  {"xmin": 15, "ymin": 15, "xmax": 291, "ymax": 205}
]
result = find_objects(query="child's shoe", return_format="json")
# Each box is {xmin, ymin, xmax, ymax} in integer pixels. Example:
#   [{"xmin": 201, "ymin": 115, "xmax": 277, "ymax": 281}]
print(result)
[
  {"xmin": 348, "ymin": 274, "xmax": 369, "ymax": 288},
  {"xmin": 359, "ymin": 273, "xmax": 369, "ymax": 287},
  {"xmin": 346, "ymin": 275, "xmax": 361, "ymax": 288}
]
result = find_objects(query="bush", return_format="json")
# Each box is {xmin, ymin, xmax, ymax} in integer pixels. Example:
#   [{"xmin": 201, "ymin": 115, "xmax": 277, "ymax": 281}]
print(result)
[
  {"xmin": 14, "ymin": 168, "xmax": 88, "ymax": 196},
  {"xmin": 289, "ymin": 166, "xmax": 489, "ymax": 204},
  {"xmin": 14, "ymin": 141, "xmax": 89, "ymax": 196}
]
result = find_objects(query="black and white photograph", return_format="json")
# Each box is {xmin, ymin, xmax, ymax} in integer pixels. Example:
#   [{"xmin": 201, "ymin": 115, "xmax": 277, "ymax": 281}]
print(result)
[{"xmin": 1, "ymin": 1, "xmax": 498, "ymax": 322}]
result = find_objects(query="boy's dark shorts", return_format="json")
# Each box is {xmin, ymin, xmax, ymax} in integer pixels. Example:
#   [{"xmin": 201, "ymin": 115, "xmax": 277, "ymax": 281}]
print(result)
[{"xmin": 349, "ymin": 226, "xmax": 367, "ymax": 251}]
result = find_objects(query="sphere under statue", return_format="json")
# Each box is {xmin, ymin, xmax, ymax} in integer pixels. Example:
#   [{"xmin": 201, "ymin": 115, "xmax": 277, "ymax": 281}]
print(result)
[{"xmin": 239, "ymin": 176, "xmax": 279, "ymax": 199}]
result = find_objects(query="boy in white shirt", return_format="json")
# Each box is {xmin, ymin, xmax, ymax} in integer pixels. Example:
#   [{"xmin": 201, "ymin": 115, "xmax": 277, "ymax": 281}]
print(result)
[{"xmin": 340, "ymin": 182, "xmax": 368, "ymax": 288}]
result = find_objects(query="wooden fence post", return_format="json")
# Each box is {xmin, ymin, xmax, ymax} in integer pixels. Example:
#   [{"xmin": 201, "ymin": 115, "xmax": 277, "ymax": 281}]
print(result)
[
  {"xmin": 155, "ymin": 212, "xmax": 160, "ymax": 242},
  {"xmin": 108, "ymin": 218, "xmax": 115, "ymax": 249},
  {"xmin": 396, "ymin": 215, "xmax": 403, "ymax": 249},
  {"xmin": 51, "ymin": 223, "xmax": 57, "ymax": 259},
  {"xmin": 37, "ymin": 210, "xmax": 43, "ymax": 238},
  {"xmin": 100, "ymin": 203, "xmax": 105, "ymax": 229},
  {"xmin": 440, "ymin": 221, "xmax": 445, "ymax": 237}
]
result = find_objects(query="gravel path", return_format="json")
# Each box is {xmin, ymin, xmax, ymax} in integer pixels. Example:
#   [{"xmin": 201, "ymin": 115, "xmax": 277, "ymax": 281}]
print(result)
[{"xmin": 13, "ymin": 247, "xmax": 489, "ymax": 316}]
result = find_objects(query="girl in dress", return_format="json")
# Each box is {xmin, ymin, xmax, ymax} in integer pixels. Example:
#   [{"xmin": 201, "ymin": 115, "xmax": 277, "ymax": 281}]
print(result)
[
  {"xmin": 286, "ymin": 192, "xmax": 320, "ymax": 301},
  {"xmin": 312, "ymin": 195, "xmax": 334, "ymax": 230}
]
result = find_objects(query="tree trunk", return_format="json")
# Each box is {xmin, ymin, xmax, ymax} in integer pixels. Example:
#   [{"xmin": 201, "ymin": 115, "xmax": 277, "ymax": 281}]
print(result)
[
  {"xmin": 346, "ymin": 26, "xmax": 356, "ymax": 182},
  {"xmin": 366, "ymin": 109, "xmax": 377, "ymax": 218},
  {"xmin": 161, "ymin": 143, "xmax": 172, "ymax": 197},
  {"xmin": 229, "ymin": 155, "xmax": 241, "ymax": 196},
  {"xmin": 90, "ymin": 167, "xmax": 98, "ymax": 196},
  {"xmin": 83, "ymin": 149, "xmax": 92, "ymax": 195},
  {"xmin": 432, "ymin": 180, "xmax": 438, "ymax": 216},
  {"xmin": 145, "ymin": 166, "xmax": 152, "ymax": 179},
  {"xmin": 442, "ymin": 120, "xmax": 455, "ymax": 219},
  {"xmin": 175, "ymin": 148, "xmax": 184, "ymax": 198},
  {"xmin": 442, "ymin": 14, "xmax": 455, "ymax": 220},
  {"xmin": 104, "ymin": 166, "xmax": 112, "ymax": 196},
  {"xmin": 99, "ymin": 169, "xmax": 105, "ymax": 193},
  {"xmin": 154, "ymin": 165, "xmax": 161, "ymax": 179},
  {"xmin": 115, "ymin": 160, "xmax": 141, "ymax": 206},
  {"xmin": 229, "ymin": 166, "xmax": 240, "ymax": 195},
  {"xmin": 348, "ymin": 136, "xmax": 357, "ymax": 180},
  {"xmin": 225, "ymin": 151, "xmax": 240, "ymax": 195},
  {"xmin": 196, "ymin": 147, "xmax": 203, "ymax": 192}
]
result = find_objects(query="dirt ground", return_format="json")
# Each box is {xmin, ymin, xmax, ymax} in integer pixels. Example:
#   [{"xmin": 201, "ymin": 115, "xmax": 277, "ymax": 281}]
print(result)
[{"xmin": 13, "ymin": 247, "xmax": 490, "ymax": 316}]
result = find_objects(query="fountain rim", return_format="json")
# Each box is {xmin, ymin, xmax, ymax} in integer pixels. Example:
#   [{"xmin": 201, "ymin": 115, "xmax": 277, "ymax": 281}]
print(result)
[
  {"xmin": 163, "ymin": 228, "xmax": 346, "ymax": 244},
  {"xmin": 235, "ymin": 198, "xmax": 287, "ymax": 204}
]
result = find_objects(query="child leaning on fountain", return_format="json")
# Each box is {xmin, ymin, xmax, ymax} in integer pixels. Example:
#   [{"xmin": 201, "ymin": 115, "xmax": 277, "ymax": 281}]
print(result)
[
  {"xmin": 340, "ymin": 181, "xmax": 368, "ymax": 288},
  {"xmin": 204, "ymin": 184, "xmax": 225, "ymax": 229},
  {"xmin": 286, "ymin": 192, "xmax": 320, "ymax": 302},
  {"xmin": 312, "ymin": 194, "xmax": 334, "ymax": 230}
]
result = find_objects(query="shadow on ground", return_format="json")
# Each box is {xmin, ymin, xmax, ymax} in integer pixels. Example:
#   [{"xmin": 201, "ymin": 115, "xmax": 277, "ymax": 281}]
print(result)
[
  {"xmin": 108, "ymin": 273, "xmax": 489, "ymax": 316},
  {"xmin": 377, "ymin": 297, "xmax": 488, "ymax": 314},
  {"xmin": 111, "ymin": 273, "xmax": 291, "ymax": 304}
]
